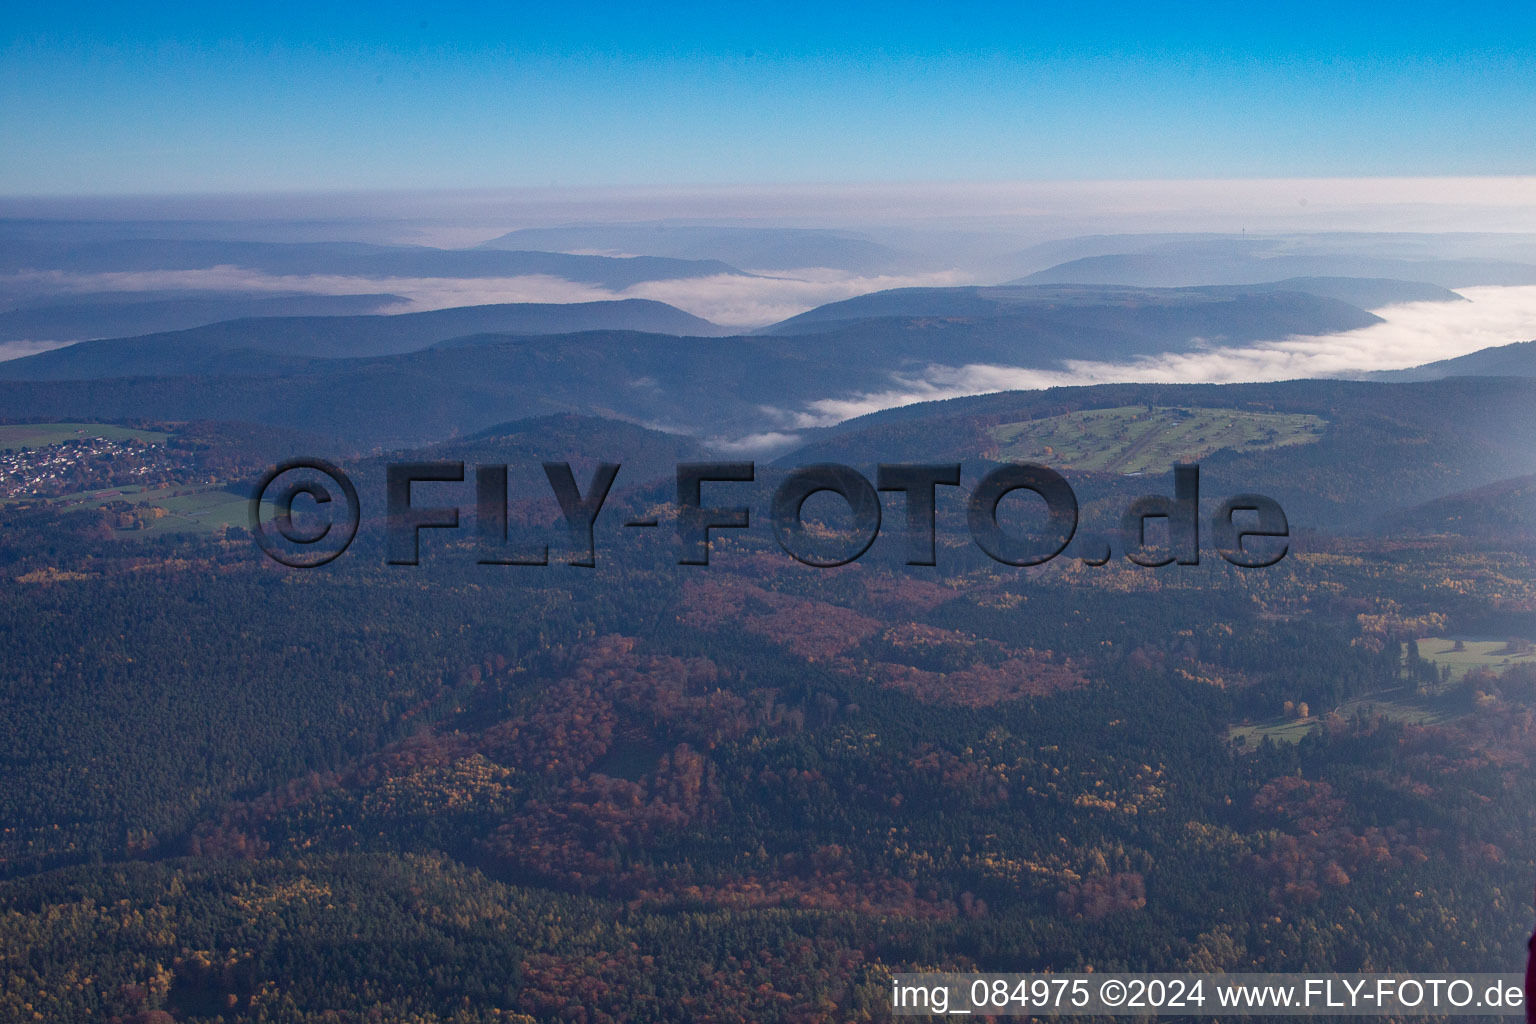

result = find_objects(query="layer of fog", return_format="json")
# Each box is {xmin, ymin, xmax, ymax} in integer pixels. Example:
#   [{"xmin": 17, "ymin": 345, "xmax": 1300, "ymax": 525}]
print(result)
[
  {"xmin": 0, "ymin": 265, "xmax": 975, "ymax": 331},
  {"xmin": 781, "ymin": 285, "xmax": 1536, "ymax": 428},
  {"xmin": 7, "ymin": 177, "xmax": 1536, "ymax": 247},
  {"xmin": 0, "ymin": 340, "xmax": 75, "ymax": 362}
]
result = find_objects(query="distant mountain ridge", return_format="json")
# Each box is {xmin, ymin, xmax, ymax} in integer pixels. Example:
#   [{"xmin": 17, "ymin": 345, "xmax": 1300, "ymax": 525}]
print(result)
[
  {"xmin": 401, "ymin": 413, "xmax": 709, "ymax": 489},
  {"xmin": 0, "ymin": 238, "xmax": 748, "ymax": 287},
  {"xmin": 990, "ymin": 231, "xmax": 1536, "ymax": 278},
  {"xmin": 0, "ymin": 300, "xmax": 726, "ymax": 381},
  {"xmin": 1373, "ymin": 472, "xmax": 1536, "ymax": 540},
  {"xmin": 760, "ymin": 283, "xmax": 1382, "ymax": 340},
  {"xmin": 776, "ymin": 376, "xmax": 1536, "ymax": 528},
  {"xmin": 0, "ymin": 285, "xmax": 1399, "ymax": 447},
  {"xmin": 1146, "ymin": 277, "xmax": 1461, "ymax": 310},
  {"xmin": 1366, "ymin": 340, "xmax": 1536, "ymax": 382},
  {"xmin": 1011, "ymin": 237, "xmax": 1536, "ymax": 290},
  {"xmin": 479, "ymin": 224, "xmax": 925, "ymax": 274},
  {"xmin": 0, "ymin": 291, "xmax": 405, "ymax": 343}
]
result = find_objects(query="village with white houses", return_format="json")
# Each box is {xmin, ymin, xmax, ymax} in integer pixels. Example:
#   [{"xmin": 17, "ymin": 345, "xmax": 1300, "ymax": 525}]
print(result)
[{"xmin": 0, "ymin": 432, "xmax": 173, "ymax": 501}]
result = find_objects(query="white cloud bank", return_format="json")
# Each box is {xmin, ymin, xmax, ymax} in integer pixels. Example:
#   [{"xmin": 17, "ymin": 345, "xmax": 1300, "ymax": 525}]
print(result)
[
  {"xmin": 786, "ymin": 285, "xmax": 1536, "ymax": 426},
  {"xmin": 0, "ymin": 340, "xmax": 77, "ymax": 362},
  {"xmin": 0, "ymin": 266, "xmax": 974, "ymax": 331},
  {"xmin": 8, "ymin": 178, "xmax": 1533, "ymax": 239}
]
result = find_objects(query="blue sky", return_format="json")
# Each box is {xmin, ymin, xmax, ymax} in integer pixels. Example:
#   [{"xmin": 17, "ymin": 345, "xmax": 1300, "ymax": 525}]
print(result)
[{"xmin": 2, "ymin": 1, "xmax": 1533, "ymax": 194}]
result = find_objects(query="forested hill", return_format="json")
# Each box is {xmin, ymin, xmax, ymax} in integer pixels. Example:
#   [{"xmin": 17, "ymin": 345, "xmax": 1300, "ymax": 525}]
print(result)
[
  {"xmin": 0, "ymin": 286, "xmax": 1399, "ymax": 448},
  {"xmin": 0, "ymin": 299, "xmax": 726, "ymax": 380},
  {"xmin": 775, "ymin": 376, "xmax": 1536, "ymax": 527},
  {"xmin": 758, "ymin": 283, "xmax": 1382, "ymax": 336},
  {"xmin": 1366, "ymin": 340, "xmax": 1536, "ymax": 382}
]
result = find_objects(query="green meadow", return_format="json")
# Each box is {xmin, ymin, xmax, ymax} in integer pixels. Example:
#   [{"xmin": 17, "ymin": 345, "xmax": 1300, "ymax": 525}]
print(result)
[
  {"xmin": 993, "ymin": 405, "xmax": 1327, "ymax": 474},
  {"xmin": 0, "ymin": 422, "xmax": 169, "ymax": 448},
  {"xmin": 47, "ymin": 483, "xmax": 257, "ymax": 535},
  {"xmin": 1230, "ymin": 685, "xmax": 1465, "ymax": 747},
  {"xmin": 1411, "ymin": 636, "xmax": 1536, "ymax": 680}
]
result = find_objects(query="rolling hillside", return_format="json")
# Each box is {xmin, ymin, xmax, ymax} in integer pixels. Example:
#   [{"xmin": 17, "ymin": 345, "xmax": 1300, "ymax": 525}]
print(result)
[
  {"xmin": 0, "ymin": 286, "xmax": 1393, "ymax": 448},
  {"xmin": 1017, "ymin": 241, "xmax": 1536, "ymax": 289},
  {"xmin": 1368, "ymin": 340, "xmax": 1536, "ymax": 382},
  {"xmin": 0, "ymin": 291, "xmax": 405, "ymax": 343},
  {"xmin": 479, "ymin": 224, "xmax": 925, "ymax": 274},
  {"xmin": 0, "ymin": 300, "xmax": 726, "ymax": 380},
  {"xmin": 0, "ymin": 237, "xmax": 749, "ymax": 286},
  {"xmin": 760, "ymin": 284, "xmax": 1383, "ymax": 340},
  {"xmin": 777, "ymin": 376, "xmax": 1536, "ymax": 527}
]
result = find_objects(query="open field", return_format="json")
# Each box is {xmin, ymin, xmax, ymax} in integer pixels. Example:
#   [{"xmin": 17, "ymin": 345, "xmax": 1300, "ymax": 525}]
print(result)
[
  {"xmin": 1334, "ymin": 687, "xmax": 1461, "ymax": 726},
  {"xmin": 1228, "ymin": 716, "xmax": 1320, "ymax": 746},
  {"xmin": 992, "ymin": 405, "xmax": 1327, "ymax": 474},
  {"xmin": 0, "ymin": 422, "xmax": 170, "ymax": 448},
  {"xmin": 1230, "ymin": 685, "xmax": 1465, "ymax": 747},
  {"xmin": 133, "ymin": 487, "xmax": 256, "ymax": 536},
  {"xmin": 48, "ymin": 483, "xmax": 258, "ymax": 535},
  {"xmin": 1412, "ymin": 636, "xmax": 1536, "ymax": 680}
]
